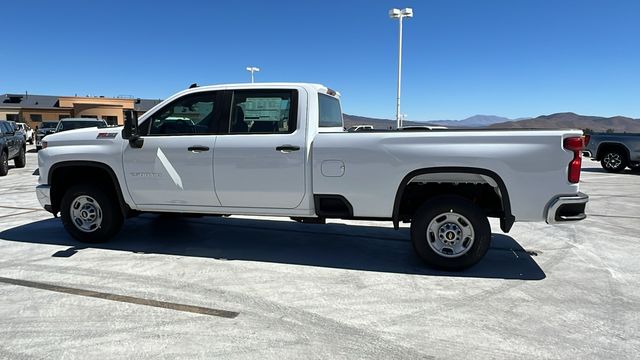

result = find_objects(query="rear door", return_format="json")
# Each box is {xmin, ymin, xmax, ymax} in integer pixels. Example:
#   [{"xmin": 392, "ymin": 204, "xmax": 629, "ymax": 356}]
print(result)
[
  {"xmin": 213, "ymin": 89, "xmax": 307, "ymax": 209},
  {"xmin": 122, "ymin": 91, "xmax": 222, "ymax": 207}
]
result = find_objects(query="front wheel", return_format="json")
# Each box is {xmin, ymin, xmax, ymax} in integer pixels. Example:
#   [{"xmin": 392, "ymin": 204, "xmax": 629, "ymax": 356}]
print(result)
[
  {"xmin": 60, "ymin": 184, "xmax": 123, "ymax": 243},
  {"xmin": 0, "ymin": 151, "xmax": 8, "ymax": 176},
  {"xmin": 600, "ymin": 150, "xmax": 627, "ymax": 173},
  {"xmin": 411, "ymin": 196, "xmax": 491, "ymax": 271},
  {"xmin": 14, "ymin": 147, "xmax": 26, "ymax": 168}
]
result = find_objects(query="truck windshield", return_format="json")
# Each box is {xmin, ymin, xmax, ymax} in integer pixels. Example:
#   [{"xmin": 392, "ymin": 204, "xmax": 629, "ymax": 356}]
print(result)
[{"xmin": 318, "ymin": 94, "xmax": 343, "ymax": 128}]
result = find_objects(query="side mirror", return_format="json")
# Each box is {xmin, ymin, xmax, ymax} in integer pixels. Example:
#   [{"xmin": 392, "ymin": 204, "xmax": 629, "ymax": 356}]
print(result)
[{"xmin": 123, "ymin": 110, "xmax": 144, "ymax": 148}]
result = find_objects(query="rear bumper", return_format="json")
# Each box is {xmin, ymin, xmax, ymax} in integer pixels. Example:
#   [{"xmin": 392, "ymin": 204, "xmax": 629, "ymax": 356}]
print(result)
[
  {"xmin": 546, "ymin": 192, "xmax": 589, "ymax": 224},
  {"xmin": 36, "ymin": 185, "xmax": 52, "ymax": 211}
]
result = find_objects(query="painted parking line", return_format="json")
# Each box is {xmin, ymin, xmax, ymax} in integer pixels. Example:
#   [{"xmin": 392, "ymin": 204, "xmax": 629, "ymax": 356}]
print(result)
[
  {"xmin": 0, "ymin": 276, "xmax": 239, "ymax": 319},
  {"xmin": 0, "ymin": 205, "xmax": 47, "ymax": 212},
  {"xmin": 0, "ymin": 210, "xmax": 40, "ymax": 219}
]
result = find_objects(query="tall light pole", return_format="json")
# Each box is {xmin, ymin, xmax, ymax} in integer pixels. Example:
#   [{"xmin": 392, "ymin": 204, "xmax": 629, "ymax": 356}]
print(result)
[
  {"xmin": 246, "ymin": 66, "xmax": 260, "ymax": 83},
  {"xmin": 389, "ymin": 8, "xmax": 413, "ymax": 129}
]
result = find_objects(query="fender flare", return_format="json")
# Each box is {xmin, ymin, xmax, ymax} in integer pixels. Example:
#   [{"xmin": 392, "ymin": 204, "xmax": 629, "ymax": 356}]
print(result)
[
  {"xmin": 596, "ymin": 142, "xmax": 631, "ymax": 161},
  {"xmin": 48, "ymin": 160, "xmax": 130, "ymax": 216},
  {"xmin": 392, "ymin": 167, "xmax": 515, "ymax": 233}
]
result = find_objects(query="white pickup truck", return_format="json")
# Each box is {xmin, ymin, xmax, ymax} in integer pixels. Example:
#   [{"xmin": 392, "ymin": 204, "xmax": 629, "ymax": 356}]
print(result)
[{"xmin": 36, "ymin": 83, "xmax": 588, "ymax": 270}]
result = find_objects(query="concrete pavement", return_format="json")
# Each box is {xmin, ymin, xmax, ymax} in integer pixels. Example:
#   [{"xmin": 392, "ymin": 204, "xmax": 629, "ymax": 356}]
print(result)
[{"xmin": 0, "ymin": 145, "xmax": 638, "ymax": 359}]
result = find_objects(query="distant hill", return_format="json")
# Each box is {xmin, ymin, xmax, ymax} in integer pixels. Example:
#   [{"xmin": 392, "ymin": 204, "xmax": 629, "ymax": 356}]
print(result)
[
  {"xmin": 430, "ymin": 115, "xmax": 514, "ymax": 128},
  {"xmin": 344, "ymin": 112, "xmax": 640, "ymax": 133},
  {"xmin": 488, "ymin": 112, "xmax": 640, "ymax": 133}
]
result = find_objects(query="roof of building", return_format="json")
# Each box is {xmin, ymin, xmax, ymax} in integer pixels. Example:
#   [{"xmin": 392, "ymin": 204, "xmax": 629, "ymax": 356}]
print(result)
[
  {"xmin": 0, "ymin": 93, "xmax": 162, "ymax": 112},
  {"xmin": 1, "ymin": 94, "xmax": 59, "ymax": 108}
]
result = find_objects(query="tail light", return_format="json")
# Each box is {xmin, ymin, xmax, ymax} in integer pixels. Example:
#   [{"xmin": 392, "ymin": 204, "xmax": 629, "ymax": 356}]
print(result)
[
  {"xmin": 583, "ymin": 134, "xmax": 591, "ymax": 147},
  {"xmin": 564, "ymin": 137, "xmax": 584, "ymax": 183}
]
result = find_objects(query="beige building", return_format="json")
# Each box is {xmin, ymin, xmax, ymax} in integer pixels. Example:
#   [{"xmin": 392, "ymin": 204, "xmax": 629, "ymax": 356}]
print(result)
[{"xmin": 1, "ymin": 93, "xmax": 162, "ymax": 128}]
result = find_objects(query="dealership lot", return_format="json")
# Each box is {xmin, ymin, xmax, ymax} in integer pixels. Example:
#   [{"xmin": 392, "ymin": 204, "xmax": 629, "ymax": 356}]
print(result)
[{"xmin": 0, "ymin": 146, "xmax": 638, "ymax": 359}]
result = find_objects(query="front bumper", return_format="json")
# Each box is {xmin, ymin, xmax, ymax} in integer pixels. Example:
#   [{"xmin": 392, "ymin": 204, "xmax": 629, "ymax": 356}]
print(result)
[
  {"xmin": 546, "ymin": 192, "xmax": 589, "ymax": 224},
  {"xmin": 36, "ymin": 185, "xmax": 52, "ymax": 212}
]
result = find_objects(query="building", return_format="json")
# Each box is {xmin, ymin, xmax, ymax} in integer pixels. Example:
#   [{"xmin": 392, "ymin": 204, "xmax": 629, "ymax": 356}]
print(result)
[{"xmin": 0, "ymin": 93, "xmax": 162, "ymax": 128}]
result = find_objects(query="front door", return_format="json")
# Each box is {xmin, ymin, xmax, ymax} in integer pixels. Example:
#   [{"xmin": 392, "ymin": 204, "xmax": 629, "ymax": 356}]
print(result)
[
  {"xmin": 213, "ymin": 89, "xmax": 306, "ymax": 209},
  {"xmin": 123, "ymin": 91, "xmax": 221, "ymax": 207}
]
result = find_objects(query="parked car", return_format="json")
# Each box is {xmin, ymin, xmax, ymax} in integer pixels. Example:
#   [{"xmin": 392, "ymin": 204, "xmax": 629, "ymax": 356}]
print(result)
[
  {"xmin": 0, "ymin": 120, "xmax": 27, "ymax": 176},
  {"xmin": 584, "ymin": 133, "xmax": 640, "ymax": 172},
  {"xmin": 54, "ymin": 118, "xmax": 108, "ymax": 133},
  {"xmin": 347, "ymin": 125, "xmax": 374, "ymax": 132},
  {"xmin": 36, "ymin": 121, "xmax": 58, "ymax": 150},
  {"xmin": 36, "ymin": 83, "xmax": 588, "ymax": 270},
  {"xmin": 15, "ymin": 122, "xmax": 34, "ymax": 144},
  {"xmin": 36, "ymin": 119, "xmax": 109, "ymax": 150}
]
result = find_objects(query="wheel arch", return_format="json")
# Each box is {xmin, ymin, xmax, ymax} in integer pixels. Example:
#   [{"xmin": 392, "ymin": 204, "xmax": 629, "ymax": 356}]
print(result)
[
  {"xmin": 48, "ymin": 161, "xmax": 130, "ymax": 216},
  {"xmin": 392, "ymin": 167, "xmax": 514, "ymax": 233},
  {"xmin": 596, "ymin": 142, "xmax": 630, "ymax": 161}
]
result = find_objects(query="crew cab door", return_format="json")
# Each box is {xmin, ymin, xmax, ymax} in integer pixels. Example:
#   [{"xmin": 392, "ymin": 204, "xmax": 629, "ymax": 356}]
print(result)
[
  {"xmin": 122, "ymin": 91, "xmax": 222, "ymax": 207},
  {"xmin": 213, "ymin": 89, "xmax": 307, "ymax": 208}
]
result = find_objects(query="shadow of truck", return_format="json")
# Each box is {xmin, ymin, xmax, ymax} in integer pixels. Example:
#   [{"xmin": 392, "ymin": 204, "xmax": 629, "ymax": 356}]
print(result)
[{"xmin": 0, "ymin": 215, "xmax": 545, "ymax": 280}]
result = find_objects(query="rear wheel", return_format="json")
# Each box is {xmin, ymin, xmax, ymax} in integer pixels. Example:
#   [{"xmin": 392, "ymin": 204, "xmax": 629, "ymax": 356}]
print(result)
[
  {"xmin": 60, "ymin": 184, "xmax": 123, "ymax": 243},
  {"xmin": 411, "ymin": 196, "xmax": 491, "ymax": 270},
  {"xmin": 600, "ymin": 149, "xmax": 627, "ymax": 172},
  {"xmin": 0, "ymin": 151, "xmax": 8, "ymax": 176},
  {"xmin": 14, "ymin": 147, "xmax": 26, "ymax": 168}
]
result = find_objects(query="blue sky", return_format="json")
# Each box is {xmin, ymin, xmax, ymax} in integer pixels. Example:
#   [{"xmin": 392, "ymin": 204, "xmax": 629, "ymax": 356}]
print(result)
[{"xmin": 1, "ymin": 0, "xmax": 638, "ymax": 120}]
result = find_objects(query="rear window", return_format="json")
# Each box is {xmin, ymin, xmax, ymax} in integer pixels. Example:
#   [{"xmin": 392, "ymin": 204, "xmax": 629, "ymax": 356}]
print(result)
[{"xmin": 318, "ymin": 94, "xmax": 343, "ymax": 128}]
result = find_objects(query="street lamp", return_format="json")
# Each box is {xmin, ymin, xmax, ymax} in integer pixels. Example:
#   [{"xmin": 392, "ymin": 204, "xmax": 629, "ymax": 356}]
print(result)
[
  {"xmin": 246, "ymin": 66, "xmax": 260, "ymax": 83},
  {"xmin": 389, "ymin": 7, "xmax": 413, "ymax": 129}
]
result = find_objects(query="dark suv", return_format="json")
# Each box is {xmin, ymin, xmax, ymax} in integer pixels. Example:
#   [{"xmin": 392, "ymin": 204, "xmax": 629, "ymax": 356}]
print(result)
[{"xmin": 0, "ymin": 120, "xmax": 27, "ymax": 176}]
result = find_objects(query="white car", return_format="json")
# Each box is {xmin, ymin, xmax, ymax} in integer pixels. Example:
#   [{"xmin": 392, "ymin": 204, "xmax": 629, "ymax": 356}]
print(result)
[
  {"xmin": 35, "ymin": 83, "xmax": 588, "ymax": 270},
  {"xmin": 14, "ymin": 123, "xmax": 34, "ymax": 144}
]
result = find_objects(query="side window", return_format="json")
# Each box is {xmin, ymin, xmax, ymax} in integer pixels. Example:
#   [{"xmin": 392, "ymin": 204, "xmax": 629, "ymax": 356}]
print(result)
[
  {"xmin": 229, "ymin": 90, "xmax": 297, "ymax": 134},
  {"xmin": 148, "ymin": 92, "xmax": 217, "ymax": 135},
  {"xmin": 318, "ymin": 94, "xmax": 343, "ymax": 127}
]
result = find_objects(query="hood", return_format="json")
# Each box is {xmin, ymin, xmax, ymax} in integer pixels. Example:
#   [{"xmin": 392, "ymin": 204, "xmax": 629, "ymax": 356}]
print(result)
[{"xmin": 42, "ymin": 126, "xmax": 123, "ymax": 147}]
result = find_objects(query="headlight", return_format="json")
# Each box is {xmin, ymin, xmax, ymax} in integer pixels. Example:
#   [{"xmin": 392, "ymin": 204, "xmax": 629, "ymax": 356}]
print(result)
[{"xmin": 41, "ymin": 140, "xmax": 48, "ymax": 149}]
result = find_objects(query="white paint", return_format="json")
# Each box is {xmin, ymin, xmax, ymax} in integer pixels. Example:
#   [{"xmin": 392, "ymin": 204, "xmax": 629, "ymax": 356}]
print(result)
[{"xmin": 156, "ymin": 147, "xmax": 183, "ymax": 190}]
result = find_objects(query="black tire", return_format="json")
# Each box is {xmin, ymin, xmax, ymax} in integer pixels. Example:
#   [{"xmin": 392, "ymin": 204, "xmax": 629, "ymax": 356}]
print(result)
[
  {"xmin": 411, "ymin": 196, "xmax": 491, "ymax": 271},
  {"xmin": 60, "ymin": 184, "xmax": 124, "ymax": 243},
  {"xmin": 600, "ymin": 149, "xmax": 628, "ymax": 173},
  {"xmin": 0, "ymin": 150, "xmax": 8, "ymax": 176},
  {"xmin": 14, "ymin": 147, "xmax": 26, "ymax": 168}
]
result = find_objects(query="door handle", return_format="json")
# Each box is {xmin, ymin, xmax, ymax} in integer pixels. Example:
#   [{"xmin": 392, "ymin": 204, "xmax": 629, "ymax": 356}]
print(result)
[
  {"xmin": 188, "ymin": 145, "xmax": 210, "ymax": 152},
  {"xmin": 276, "ymin": 145, "xmax": 300, "ymax": 152}
]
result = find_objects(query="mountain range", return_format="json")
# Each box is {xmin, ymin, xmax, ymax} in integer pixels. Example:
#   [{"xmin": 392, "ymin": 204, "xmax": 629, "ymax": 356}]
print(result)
[
  {"xmin": 343, "ymin": 113, "xmax": 640, "ymax": 133},
  {"xmin": 487, "ymin": 113, "xmax": 640, "ymax": 133}
]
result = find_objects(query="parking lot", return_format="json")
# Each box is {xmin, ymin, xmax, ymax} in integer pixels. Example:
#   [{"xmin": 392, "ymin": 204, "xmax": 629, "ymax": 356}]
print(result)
[{"xmin": 0, "ymin": 145, "xmax": 638, "ymax": 359}]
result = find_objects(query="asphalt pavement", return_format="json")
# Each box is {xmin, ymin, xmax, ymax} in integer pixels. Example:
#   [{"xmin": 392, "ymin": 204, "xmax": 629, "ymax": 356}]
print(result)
[{"xmin": 0, "ymin": 145, "xmax": 638, "ymax": 359}]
